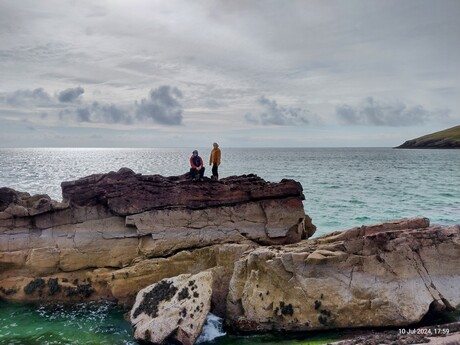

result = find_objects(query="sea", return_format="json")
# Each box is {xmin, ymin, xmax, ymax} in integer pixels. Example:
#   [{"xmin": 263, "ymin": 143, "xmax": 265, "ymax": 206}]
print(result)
[{"xmin": 0, "ymin": 147, "xmax": 459, "ymax": 344}]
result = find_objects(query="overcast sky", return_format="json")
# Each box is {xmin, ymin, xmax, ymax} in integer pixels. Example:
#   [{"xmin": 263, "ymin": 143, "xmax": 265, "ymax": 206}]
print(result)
[{"xmin": 1, "ymin": 0, "xmax": 459, "ymax": 147}]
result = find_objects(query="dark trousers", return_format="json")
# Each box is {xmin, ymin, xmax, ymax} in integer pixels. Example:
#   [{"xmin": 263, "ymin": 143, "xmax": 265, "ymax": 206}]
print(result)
[
  {"xmin": 212, "ymin": 164, "xmax": 219, "ymax": 178},
  {"xmin": 190, "ymin": 167, "xmax": 205, "ymax": 179}
]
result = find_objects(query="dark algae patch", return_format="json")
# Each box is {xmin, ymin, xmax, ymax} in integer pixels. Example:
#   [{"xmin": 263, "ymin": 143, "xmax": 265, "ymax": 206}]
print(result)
[
  {"xmin": 64, "ymin": 283, "xmax": 95, "ymax": 298},
  {"xmin": 274, "ymin": 302, "xmax": 294, "ymax": 317},
  {"xmin": 314, "ymin": 300, "xmax": 322, "ymax": 310},
  {"xmin": 24, "ymin": 278, "xmax": 46, "ymax": 295},
  {"xmin": 280, "ymin": 302, "xmax": 294, "ymax": 316},
  {"xmin": 133, "ymin": 280, "xmax": 178, "ymax": 319},
  {"xmin": 178, "ymin": 286, "xmax": 190, "ymax": 300},
  {"xmin": 22, "ymin": 277, "xmax": 94, "ymax": 298},
  {"xmin": 318, "ymin": 309, "xmax": 335, "ymax": 326},
  {"xmin": 47, "ymin": 278, "xmax": 61, "ymax": 296},
  {"xmin": 0, "ymin": 286, "xmax": 18, "ymax": 295}
]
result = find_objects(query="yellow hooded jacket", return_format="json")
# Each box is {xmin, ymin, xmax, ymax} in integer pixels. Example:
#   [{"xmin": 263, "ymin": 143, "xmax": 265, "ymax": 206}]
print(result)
[{"xmin": 209, "ymin": 146, "xmax": 221, "ymax": 166}]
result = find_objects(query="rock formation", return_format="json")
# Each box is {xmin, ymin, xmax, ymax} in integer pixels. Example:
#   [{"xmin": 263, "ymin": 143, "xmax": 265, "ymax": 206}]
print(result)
[
  {"xmin": 2, "ymin": 168, "xmax": 460, "ymax": 344},
  {"xmin": 130, "ymin": 271, "xmax": 213, "ymax": 345},
  {"xmin": 226, "ymin": 218, "xmax": 460, "ymax": 332},
  {"xmin": 0, "ymin": 168, "xmax": 313, "ymax": 306}
]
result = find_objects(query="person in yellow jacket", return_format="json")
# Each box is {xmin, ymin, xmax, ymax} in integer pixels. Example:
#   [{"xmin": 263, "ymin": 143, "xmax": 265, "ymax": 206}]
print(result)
[{"xmin": 209, "ymin": 142, "xmax": 221, "ymax": 180}]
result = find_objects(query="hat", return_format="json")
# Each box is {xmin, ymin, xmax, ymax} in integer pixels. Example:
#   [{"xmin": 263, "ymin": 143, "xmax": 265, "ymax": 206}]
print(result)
[{"xmin": 192, "ymin": 150, "xmax": 198, "ymax": 154}]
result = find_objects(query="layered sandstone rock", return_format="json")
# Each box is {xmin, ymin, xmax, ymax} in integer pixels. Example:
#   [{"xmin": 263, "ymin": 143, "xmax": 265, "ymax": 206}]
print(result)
[
  {"xmin": 3, "ymin": 168, "xmax": 460, "ymax": 341},
  {"xmin": 0, "ymin": 168, "xmax": 313, "ymax": 305},
  {"xmin": 226, "ymin": 218, "xmax": 460, "ymax": 332}
]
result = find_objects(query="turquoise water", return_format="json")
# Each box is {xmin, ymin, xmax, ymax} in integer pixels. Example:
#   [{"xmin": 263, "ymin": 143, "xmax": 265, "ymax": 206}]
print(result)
[
  {"xmin": 0, "ymin": 301, "xmax": 135, "ymax": 345},
  {"xmin": 1, "ymin": 148, "xmax": 459, "ymax": 236},
  {"xmin": 0, "ymin": 300, "xmax": 339, "ymax": 345},
  {"xmin": 0, "ymin": 147, "xmax": 459, "ymax": 344}
]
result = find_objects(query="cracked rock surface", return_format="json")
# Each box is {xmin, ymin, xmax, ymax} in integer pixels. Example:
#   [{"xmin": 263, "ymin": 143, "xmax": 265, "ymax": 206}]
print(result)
[
  {"xmin": 0, "ymin": 168, "xmax": 313, "ymax": 305},
  {"xmin": 226, "ymin": 218, "xmax": 460, "ymax": 332}
]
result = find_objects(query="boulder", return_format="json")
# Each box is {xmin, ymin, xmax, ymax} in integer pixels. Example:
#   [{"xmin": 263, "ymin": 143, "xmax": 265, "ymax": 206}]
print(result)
[
  {"xmin": 130, "ymin": 271, "xmax": 213, "ymax": 345},
  {"xmin": 226, "ymin": 218, "xmax": 460, "ymax": 331}
]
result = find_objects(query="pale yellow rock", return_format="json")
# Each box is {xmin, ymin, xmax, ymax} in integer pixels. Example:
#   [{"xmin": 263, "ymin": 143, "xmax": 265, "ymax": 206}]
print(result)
[
  {"xmin": 227, "ymin": 221, "xmax": 460, "ymax": 332},
  {"xmin": 1, "ymin": 185, "xmax": 309, "ymax": 306},
  {"xmin": 26, "ymin": 247, "xmax": 60, "ymax": 274},
  {"xmin": 58, "ymin": 237, "xmax": 138, "ymax": 272},
  {"xmin": 107, "ymin": 243, "xmax": 255, "ymax": 306},
  {"xmin": 0, "ymin": 250, "xmax": 28, "ymax": 269}
]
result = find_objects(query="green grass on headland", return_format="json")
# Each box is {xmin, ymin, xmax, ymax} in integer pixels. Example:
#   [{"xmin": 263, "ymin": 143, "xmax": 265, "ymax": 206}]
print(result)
[{"xmin": 396, "ymin": 125, "xmax": 460, "ymax": 148}]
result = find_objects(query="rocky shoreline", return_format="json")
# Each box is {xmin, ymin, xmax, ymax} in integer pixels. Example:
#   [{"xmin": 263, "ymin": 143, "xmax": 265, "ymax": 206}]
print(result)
[
  {"xmin": 1, "ymin": 168, "xmax": 459, "ymax": 344},
  {"xmin": 331, "ymin": 321, "xmax": 460, "ymax": 344}
]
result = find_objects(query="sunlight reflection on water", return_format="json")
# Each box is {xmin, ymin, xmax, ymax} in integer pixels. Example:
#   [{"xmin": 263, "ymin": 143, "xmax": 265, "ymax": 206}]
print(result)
[{"xmin": 1, "ymin": 147, "xmax": 459, "ymax": 236}]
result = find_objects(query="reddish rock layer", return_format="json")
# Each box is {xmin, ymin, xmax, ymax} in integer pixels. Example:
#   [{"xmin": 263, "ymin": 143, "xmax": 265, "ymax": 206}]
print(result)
[{"xmin": 61, "ymin": 167, "xmax": 305, "ymax": 215}]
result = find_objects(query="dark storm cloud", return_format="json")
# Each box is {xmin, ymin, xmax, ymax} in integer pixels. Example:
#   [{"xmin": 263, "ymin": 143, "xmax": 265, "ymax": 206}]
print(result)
[
  {"xmin": 4, "ymin": 88, "xmax": 52, "ymax": 106},
  {"xmin": 58, "ymin": 86, "xmax": 84, "ymax": 103},
  {"xmin": 245, "ymin": 96, "xmax": 309, "ymax": 126},
  {"xmin": 336, "ymin": 97, "xmax": 449, "ymax": 126},
  {"xmin": 135, "ymin": 86, "xmax": 183, "ymax": 125}
]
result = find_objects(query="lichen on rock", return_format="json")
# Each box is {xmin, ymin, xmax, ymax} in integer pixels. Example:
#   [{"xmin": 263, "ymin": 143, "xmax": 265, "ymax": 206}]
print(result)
[
  {"xmin": 226, "ymin": 218, "xmax": 460, "ymax": 332},
  {"xmin": 130, "ymin": 271, "xmax": 214, "ymax": 345}
]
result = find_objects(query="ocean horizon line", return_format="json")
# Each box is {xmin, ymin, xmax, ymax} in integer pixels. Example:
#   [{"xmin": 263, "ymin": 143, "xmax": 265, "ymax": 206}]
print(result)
[{"xmin": 0, "ymin": 146, "xmax": 395, "ymax": 150}]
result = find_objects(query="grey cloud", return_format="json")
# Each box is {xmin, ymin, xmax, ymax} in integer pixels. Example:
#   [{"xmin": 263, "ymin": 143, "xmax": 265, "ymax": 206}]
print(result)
[
  {"xmin": 58, "ymin": 86, "xmax": 183, "ymax": 126},
  {"xmin": 4, "ymin": 88, "xmax": 52, "ymax": 106},
  {"xmin": 2, "ymin": 84, "xmax": 186, "ymax": 126},
  {"xmin": 72, "ymin": 102, "xmax": 133, "ymax": 124},
  {"xmin": 91, "ymin": 102, "xmax": 133, "ymax": 124},
  {"xmin": 2, "ymin": 86, "xmax": 84, "ymax": 107},
  {"xmin": 58, "ymin": 86, "xmax": 84, "ymax": 103},
  {"xmin": 336, "ymin": 104, "xmax": 358, "ymax": 125},
  {"xmin": 76, "ymin": 107, "xmax": 91, "ymax": 122},
  {"xmin": 135, "ymin": 86, "xmax": 183, "ymax": 125},
  {"xmin": 245, "ymin": 96, "xmax": 309, "ymax": 126},
  {"xmin": 336, "ymin": 97, "xmax": 449, "ymax": 126}
]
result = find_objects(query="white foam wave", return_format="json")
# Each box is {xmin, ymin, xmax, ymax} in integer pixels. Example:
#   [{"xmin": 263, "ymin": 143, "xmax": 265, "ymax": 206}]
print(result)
[{"xmin": 196, "ymin": 312, "xmax": 226, "ymax": 343}]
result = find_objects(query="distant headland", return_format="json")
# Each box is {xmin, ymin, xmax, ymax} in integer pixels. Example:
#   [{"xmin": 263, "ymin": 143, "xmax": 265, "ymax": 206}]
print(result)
[{"xmin": 396, "ymin": 125, "xmax": 460, "ymax": 149}]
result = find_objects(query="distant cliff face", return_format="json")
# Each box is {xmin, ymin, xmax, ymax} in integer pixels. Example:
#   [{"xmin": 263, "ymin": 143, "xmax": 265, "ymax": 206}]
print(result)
[
  {"xmin": 396, "ymin": 125, "xmax": 460, "ymax": 148},
  {"xmin": 0, "ymin": 168, "xmax": 314, "ymax": 305}
]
